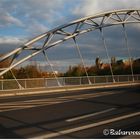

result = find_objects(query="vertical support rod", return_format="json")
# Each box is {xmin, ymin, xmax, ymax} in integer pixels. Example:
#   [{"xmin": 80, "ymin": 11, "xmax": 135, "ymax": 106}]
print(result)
[
  {"xmin": 73, "ymin": 37, "xmax": 91, "ymax": 85},
  {"xmin": 10, "ymin": 69, "xmax": 23, "ymax": 89},
  {"xmin": 105, "ymin": 76, "xmax": 108, "ymax": 83},
  {"xmin": 122, "ymin": 24, "xmax": 134, "ymax": 82},
  {"xmin": 43, "ymin": 51, "xmax": 61, "ymax": 87},
  {"xmin": 100, "ymin": 28, "xmax": 115, "ymax": 83}
]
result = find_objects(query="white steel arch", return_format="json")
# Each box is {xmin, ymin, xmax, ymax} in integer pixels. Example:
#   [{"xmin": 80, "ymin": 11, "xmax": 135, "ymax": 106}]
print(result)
[{"xmin": 0, "ymin": 9, "xmax": 140, "ymax": 77}]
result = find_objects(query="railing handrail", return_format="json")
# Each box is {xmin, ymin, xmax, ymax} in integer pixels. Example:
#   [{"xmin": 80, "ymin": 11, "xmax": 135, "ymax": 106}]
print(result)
[
  {"xmin": 0, "ymin": 74, "xmax": 140, "ymax": 91},
  {"xmin": 0, "ymin": 74, "xmax": 140, "ymax": 81}
]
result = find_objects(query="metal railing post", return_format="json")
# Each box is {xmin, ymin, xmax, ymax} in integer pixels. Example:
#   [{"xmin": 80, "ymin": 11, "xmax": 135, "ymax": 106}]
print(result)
[
  {"xmin": 133, "ymin": 75, "xmax": 135, "ymax": 82},
  {"xmin": 63, "ymin": 77, "xmax": 65, "ymax": 86},
  {"xmin": 105, "ymin": 76, "xmax": 108, "ymax": 83},
  {"xmin": 80, "ymin": 77, "xmax": 82, "ymax": 85},
  {"xmin": 118, "ymin": 75, "xmax": 120, "ymax": 83},
  {"xmin": 128, "ymin": 75, "xmax": 129, "ymax": 82},
  {"xmin": 2, "ymin": 80, "xmax": 3, "ymax": 90},
  {"xmin": 94, "ymin": 76, "xmax": 95, "ymax": 84},
  {"xmin": 45, "ymin": 78, "xmax": 47, "ymax": 87},
  {"xmin": 25, "ymin": 79, "xmax": 27, "ymax": 89}
]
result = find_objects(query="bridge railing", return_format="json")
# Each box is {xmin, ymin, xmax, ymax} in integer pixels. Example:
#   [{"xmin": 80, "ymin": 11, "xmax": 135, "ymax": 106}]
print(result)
[{"xmin": 0, "ymin": 75, "xmax": 140, "ymax": 90}]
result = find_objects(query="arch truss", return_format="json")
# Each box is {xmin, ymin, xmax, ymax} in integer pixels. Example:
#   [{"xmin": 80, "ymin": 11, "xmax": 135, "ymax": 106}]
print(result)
[{"xmin": 0, "ymin": 9, "xmax": 140, "ymax": 87}]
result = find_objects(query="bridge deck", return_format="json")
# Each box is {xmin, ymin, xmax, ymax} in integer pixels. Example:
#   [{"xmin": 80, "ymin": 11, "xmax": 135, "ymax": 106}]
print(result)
[{"xmin": 0, "ymin": 85, "xmax": 139, "ymax": 138}]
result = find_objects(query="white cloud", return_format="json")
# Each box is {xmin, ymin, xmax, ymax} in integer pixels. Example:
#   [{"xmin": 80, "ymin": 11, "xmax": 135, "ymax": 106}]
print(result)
[
  {"xmin": 0, "ymin": 36, "xmax": 27, "ymax": 53},
  {"xmin": 26, "ymin": 21, "xmax": 48, "ymax": 35},
  {"xmin": 0, "ymin": 36, "xmax": 26, "ymax": 45},
  {"xmin": 0, "ymin": 11, "xmax": 23, "ymax": 27},
  {"xmin": 0, "ymin": 0, "xmax": 65, "ymax": 30},
  {"xmin": 3, "ymin": 0, "xmax": 64, "ymax": 23},
  {"xmin": 73, "ymin": 0, "xmax": 140, "ymax": 16}
]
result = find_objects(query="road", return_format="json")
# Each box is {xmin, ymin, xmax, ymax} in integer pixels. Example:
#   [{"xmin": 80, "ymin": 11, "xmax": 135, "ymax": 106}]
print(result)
[{"xmin": 0, "ymin": 85, "xmax": 140, "ymax": 138}]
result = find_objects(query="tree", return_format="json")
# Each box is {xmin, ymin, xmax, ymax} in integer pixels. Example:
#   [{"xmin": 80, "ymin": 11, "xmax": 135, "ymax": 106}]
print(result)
[
  {"xmin": 0, "ymin": 54, "xmax": 11, "ymax": 69},
  {"xmin": 65, "ymin": 64, "xmax": 85, "ymax": 77},
  {"xmin": 87, "ymin": 66, "xmax": 98, "ymax": 76},
  {"xmin": 3, "ymin": 65, "xmax": 42, "ymax": 79},
  {"xmin": 24, "ymin": 65, "xmax": 41, "ymax": 78}
]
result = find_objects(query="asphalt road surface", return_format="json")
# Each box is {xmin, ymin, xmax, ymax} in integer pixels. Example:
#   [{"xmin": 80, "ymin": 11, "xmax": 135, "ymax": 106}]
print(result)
[{"xmin": 0, "ymin": 85, "xmax": 140, "ymax": 138}]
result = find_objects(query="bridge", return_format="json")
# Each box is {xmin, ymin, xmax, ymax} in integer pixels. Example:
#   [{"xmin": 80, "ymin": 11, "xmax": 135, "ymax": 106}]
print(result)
[{"xmin": 0, "ymin": 9, "xmax": 140, "ymax": 138}]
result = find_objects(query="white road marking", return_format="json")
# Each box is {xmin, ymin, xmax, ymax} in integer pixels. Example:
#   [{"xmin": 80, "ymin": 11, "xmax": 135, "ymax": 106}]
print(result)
[
  {"xmin": 66, "ymin": 108, "xmax": 116, "ymax": 122},
  {"xmin": 34, "ymin": 111, "xmax": 140, "ymax": 139}
]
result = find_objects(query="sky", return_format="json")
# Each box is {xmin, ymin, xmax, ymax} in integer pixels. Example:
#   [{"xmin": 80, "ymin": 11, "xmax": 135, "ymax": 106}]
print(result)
[{"xmin": 0, "ymin": 0, "xmax": 140, "ymax": 72}]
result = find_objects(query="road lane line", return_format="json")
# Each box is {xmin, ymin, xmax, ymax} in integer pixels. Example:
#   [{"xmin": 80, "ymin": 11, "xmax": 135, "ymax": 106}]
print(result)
[
  {"xmin": 34, "ymin": 111, "xmax": 140, "ymax": 139},
  {"xmin": 66, "ymin": 108, "xmax": 116, "ymax": 122}
]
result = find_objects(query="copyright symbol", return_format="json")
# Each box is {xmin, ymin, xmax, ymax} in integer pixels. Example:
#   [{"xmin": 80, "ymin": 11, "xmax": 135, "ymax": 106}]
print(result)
[{"xmin": 103, "ymin": 129, "xmax": 109, "ymax": 136}]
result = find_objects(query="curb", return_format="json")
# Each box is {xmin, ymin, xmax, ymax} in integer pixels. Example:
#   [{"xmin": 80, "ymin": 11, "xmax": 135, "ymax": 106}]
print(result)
[{"xmin": 0, "ymin": 82, "xmax": 139, "ymax": 97}]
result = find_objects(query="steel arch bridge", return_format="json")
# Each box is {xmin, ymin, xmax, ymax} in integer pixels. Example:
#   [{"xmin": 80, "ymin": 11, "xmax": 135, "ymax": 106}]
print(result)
[{"xmin": 0, "ymin": 9, "xmax": 140, "ymax": 87}]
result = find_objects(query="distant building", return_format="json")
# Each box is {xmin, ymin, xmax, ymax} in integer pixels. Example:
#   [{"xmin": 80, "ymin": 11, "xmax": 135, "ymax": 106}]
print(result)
[
  {"xmin": 54, "ymin": 71, "xmax": 58, "ymax": 75},
  {"xmin": 111, "ymin": 56, "xmax": 116, "ymax": 65},
  {"xmin": 116, "ymin": 58, "xmax": 134, "ymax": 68},
  {"xmin": 124, "ymin": 60, "xmax": 131, "ymax": 67},
  {"xmin": 95, "ymin": 57, "xmax": 102, "ymax": 69},
  {"xmin": 123, "ymin": 58, "xmax": 134, "ymax": 67}
]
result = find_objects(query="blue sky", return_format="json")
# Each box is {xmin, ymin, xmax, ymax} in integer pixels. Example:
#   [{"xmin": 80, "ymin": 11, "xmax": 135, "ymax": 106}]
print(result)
[{"xmin": 0, "ymin": 0, "xmax": 140, "ymax": 71}]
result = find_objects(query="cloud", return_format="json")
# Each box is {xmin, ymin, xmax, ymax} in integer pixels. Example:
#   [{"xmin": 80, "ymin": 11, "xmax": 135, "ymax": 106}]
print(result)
[
  {"xmin": 0, "ymin": 36, "xmax": 27, "ymax": 53},
  {"xmin": 22, "ymin": 0, "xmax": 64, "ymax": 21},
  {"xmin": 3, "ymin": 0, "xmax": 63, "ymax": 22},
  {"xmin": 0, "ymin": 36, "xmax": 26, "ymax": 45},
  {"xmin": 26, "ymin": 20, "xmax": 48, "ymax": 36},
  {"xmin": 0, "ymin": 0, "xmax": 66, "ymax": 37},
  {"xmin": 73, "ymin": 0, "xmax": 140, "ymax": 16},
  {"xmin": 0, "ymin": 10, "xmax": 23, "ymax": 27}
]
